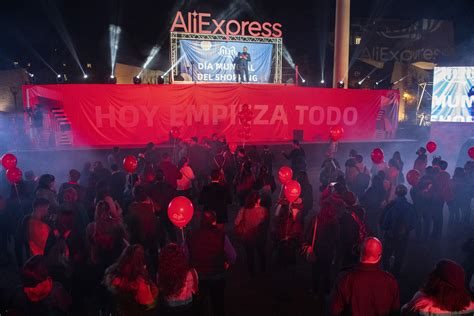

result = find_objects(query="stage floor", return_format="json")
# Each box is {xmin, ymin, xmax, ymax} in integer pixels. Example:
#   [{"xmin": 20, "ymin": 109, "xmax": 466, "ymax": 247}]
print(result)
[{"xmin": 11, "ymin": 138, "xmax": 417, "ymax": 153}]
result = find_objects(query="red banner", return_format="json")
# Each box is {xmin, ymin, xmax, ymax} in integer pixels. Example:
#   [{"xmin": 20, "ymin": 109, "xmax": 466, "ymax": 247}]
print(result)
[{"xmin": 22, "ymin": 84, "xmax": 399, "ymax": 147}]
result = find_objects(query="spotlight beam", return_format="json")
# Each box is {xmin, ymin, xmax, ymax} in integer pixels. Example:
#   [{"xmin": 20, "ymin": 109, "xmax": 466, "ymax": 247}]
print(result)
[
  {"xmin": 109, "ymin": 25, "xmax": 122, "ymax": 76},
  {"xmin": 238, "ymin": 0, "xmax": 297, "ymax": 72},
  {"xmin": 11, "ymin": 28, "xmax": 59, "ymax": 76},
  {"xmin": 358, "ymin": 67, "xmax": 378, "ymax": 85},
  {"xmin": 163, "ymin": 55, "xmax": 185, "ymax": 77},
  {"xmin": 138, "ymin": 46, "xmax": 161, "ymax": 77},
  {"xmin": 393, "ymin": 75, "xmax": 409, "ymax": 85},
  {"xmin": 42, "ymin": 0, "xmax": 86, "ymax": 76}
]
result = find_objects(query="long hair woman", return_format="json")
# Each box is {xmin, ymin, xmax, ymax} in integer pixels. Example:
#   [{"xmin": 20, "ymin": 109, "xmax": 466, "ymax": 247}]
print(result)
[
  {"xmin": 234, "ymin": 191, "xmax": 269, "ymax": 277},
  {"xmin": 86, "ymin": 200, "xmax": 126, "ymax": 268},
  {"xmin": 95, "ymin": 180, "xmax": 121, "ymax": 219},
  {"xmin": 402, "ymin": 259, "xmax": 474, "ymax": 315},
  {"xmin": 158, "ymin": 243, "xmax": 198, "ymax": 315},
  {"xmin": 105, "ymin": 244, "xmax": 158, "ymax": 315}
]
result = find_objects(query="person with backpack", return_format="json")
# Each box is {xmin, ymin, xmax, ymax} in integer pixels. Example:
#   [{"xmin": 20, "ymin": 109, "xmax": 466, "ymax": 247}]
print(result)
[{"xmin": 380, "ymin": 185, "xmax": 416, "ymax": 276}]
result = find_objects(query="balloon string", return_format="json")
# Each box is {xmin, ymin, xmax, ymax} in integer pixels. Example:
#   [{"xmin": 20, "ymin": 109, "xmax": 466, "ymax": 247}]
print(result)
[
  {"xmin": 181, "ymin": 228, "xmax": 185, "ymax": 244},
  {"xmin": 172, "ymin": 138, "xmax": 177, "ymax": 165},
  {"xmin": 284, "ymin": 202, "xmax": 292, "ymax": 240},
  {"xmin": 14, "ymin": 183, "xmax": 21, "ymax": 207}
]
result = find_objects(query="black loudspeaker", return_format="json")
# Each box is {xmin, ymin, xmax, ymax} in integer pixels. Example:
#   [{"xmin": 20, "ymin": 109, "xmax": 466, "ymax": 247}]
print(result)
[{"xmin": 293, "ymin": 130, "xmax": 303, "ymax": 141}]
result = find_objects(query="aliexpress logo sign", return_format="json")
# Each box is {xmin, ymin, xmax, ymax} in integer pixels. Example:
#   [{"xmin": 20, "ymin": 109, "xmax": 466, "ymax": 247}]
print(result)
[{"xmin": 171, "ymin": 11, "xmax": 282, "ymax": 39}]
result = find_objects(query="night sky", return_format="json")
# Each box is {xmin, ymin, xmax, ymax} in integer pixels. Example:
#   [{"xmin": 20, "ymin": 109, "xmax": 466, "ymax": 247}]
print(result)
[{"xmin": 0, "ymin": 0, "xmax": 472, "ymax": 83}]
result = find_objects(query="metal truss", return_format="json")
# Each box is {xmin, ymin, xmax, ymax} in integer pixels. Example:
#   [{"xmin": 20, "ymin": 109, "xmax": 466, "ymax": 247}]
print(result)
[{"xmin": 170, "ymin": 32, "xmax": 282, "ymax": 83}]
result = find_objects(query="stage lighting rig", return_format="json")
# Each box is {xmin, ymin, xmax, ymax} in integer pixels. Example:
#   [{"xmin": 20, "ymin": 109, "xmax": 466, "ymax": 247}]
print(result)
[{"xmin": 133, "ymin": 76, "xmax": 142, "ymax": 84}]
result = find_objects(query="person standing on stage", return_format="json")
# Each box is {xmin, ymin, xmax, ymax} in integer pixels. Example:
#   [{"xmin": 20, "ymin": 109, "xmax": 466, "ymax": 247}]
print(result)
[{"xmin": 237, "ymin": 46, "xmax": 251, "ymax": 83}]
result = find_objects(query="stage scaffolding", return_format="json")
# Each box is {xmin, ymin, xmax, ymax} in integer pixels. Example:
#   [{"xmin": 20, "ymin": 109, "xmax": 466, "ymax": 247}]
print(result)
[{"xmin": 170, "ymin": 32, "xmax": 283, "ymax": 84}]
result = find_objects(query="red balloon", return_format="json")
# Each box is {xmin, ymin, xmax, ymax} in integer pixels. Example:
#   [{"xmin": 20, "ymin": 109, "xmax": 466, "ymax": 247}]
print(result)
[
  {"xmin": 406, "ymin": 169, "xmax": 421, "ymax": 186},
  {"xmin": 278, "ymin": 166, "xmax": 293, "ymax": 184},
  {"xmin": 229, "ymin": 142, "xmax": 237, "ymax": 153},
  {"xmin": 1, "ymin": 153, "xmax": 17, "ymax": 170},
  {"xmin": 244, "ymin": 132, "xmax": 251, "ymax": 140},
  {"xmin": 170, "ymin": 127, "xmax": 180, "ymax": 138},
  {"xmin": 426, "ymin": 141, "xmax": 437, "ymax": 153},
  {"xmin": 467, "ymin": 147, "xmax": 474, "ymax": 159},
  {"xmin": 168, "ymin": 196, "xmax": 194, "ymax": 228},
  {"xmin": 123, "ymin": 155, "xmax": 138, "ymax": 173},
  {"xmin": 243, "ymin": 124, "xmax": 251, "ymax": 132},
  {"xmin": 329, "ymin": 125, "xmax": 344, "ymax": 141},
  {"xmin": 371, "ymin": 148, "xmax": 384, "ymax": 164},
  {"xmin": 468, "ymin": 147, "xmax": 474, "ymax": 159},
  {"xmin": 238, "ymin": 131, "xmax": 245, "ymax": 139},
  {"xmin": 284, "ymin": 180, "xmax": 301, "ymax": 203},
  {"xmin": 6, "ymin": 167, "xmax": 22, "ymax": 184}
]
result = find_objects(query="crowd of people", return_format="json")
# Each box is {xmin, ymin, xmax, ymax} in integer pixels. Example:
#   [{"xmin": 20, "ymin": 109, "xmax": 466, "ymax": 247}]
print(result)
[{"xmin": 0, "ymin": 136, "xmax": 473, "ymax": 315}]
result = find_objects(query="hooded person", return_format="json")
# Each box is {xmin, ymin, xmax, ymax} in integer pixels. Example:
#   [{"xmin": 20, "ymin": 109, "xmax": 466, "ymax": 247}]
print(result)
[
  {"xmin": 402, "ymin": 259, "xmax": 474, "ymax": 315},
  {"xmin": 10, "ymin": 255, "xmax": 72, "ymax": 315}
]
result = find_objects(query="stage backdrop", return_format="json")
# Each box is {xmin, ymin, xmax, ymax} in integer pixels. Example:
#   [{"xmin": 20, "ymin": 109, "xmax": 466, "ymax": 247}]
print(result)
[
  {"xmin": 179, "ymin": 40, "xmax": 273, "ymax": 83},
  {"xmin": 22, "ymin": 84, "xmax": 399, "ymax": 147}
]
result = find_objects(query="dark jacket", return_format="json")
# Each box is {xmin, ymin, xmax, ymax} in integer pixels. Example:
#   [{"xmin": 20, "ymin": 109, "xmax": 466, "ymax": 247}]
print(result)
[
  {"xmin": 158, "ymin": 161, "xmax": 182, "ymax": 190},
  {"xmin": 189, "ymin": 144, "xmax": 211, "ymax": 177},
  {"xmin": 146, "ymin": 181, "xmax": 175, "ymax": 216},
  {"xmin": 380, "ymin": 196, "xmax": 416, "ymax": 239},
  {"xmin": 126, "ymin": 200, "xmax": 165, "ymax": 249},
  {"xmin": 339, "ymin": 211, "xmax": 363, "ymax": 267},
  {"xmin": 330, "ymin": 263, "xmax": 400, "ymax": 316},
  {"xmin": 109, "ymin": 171, "xmax": 127, "ymax": 204},
  {"xmin": 10, "ymin": 281, "xmax": 72, "ymax": 316},
  {"xmin": 307, "ymin": 216, "xmax": 339, "ymax": 263},
  {"xmin": 188, "ymin": 228, "xmax": 226, "ymax": 279},
  {"xmin": 283, "ymin": 148, "xmax": 306, "ymax": 173},
  {"xmin": 58, "ymin": 182, "xmax": 86, "ymax": 203},
  {"xmin": 198, "ymin": 182, "xmax": 232, "ymax": 224}
]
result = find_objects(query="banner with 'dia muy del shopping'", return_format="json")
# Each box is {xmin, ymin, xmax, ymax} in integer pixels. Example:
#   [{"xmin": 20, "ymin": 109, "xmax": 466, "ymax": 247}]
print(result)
[{"xmin": 179, "ymin": 40, "xmax": 273, "ymax": 83}]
